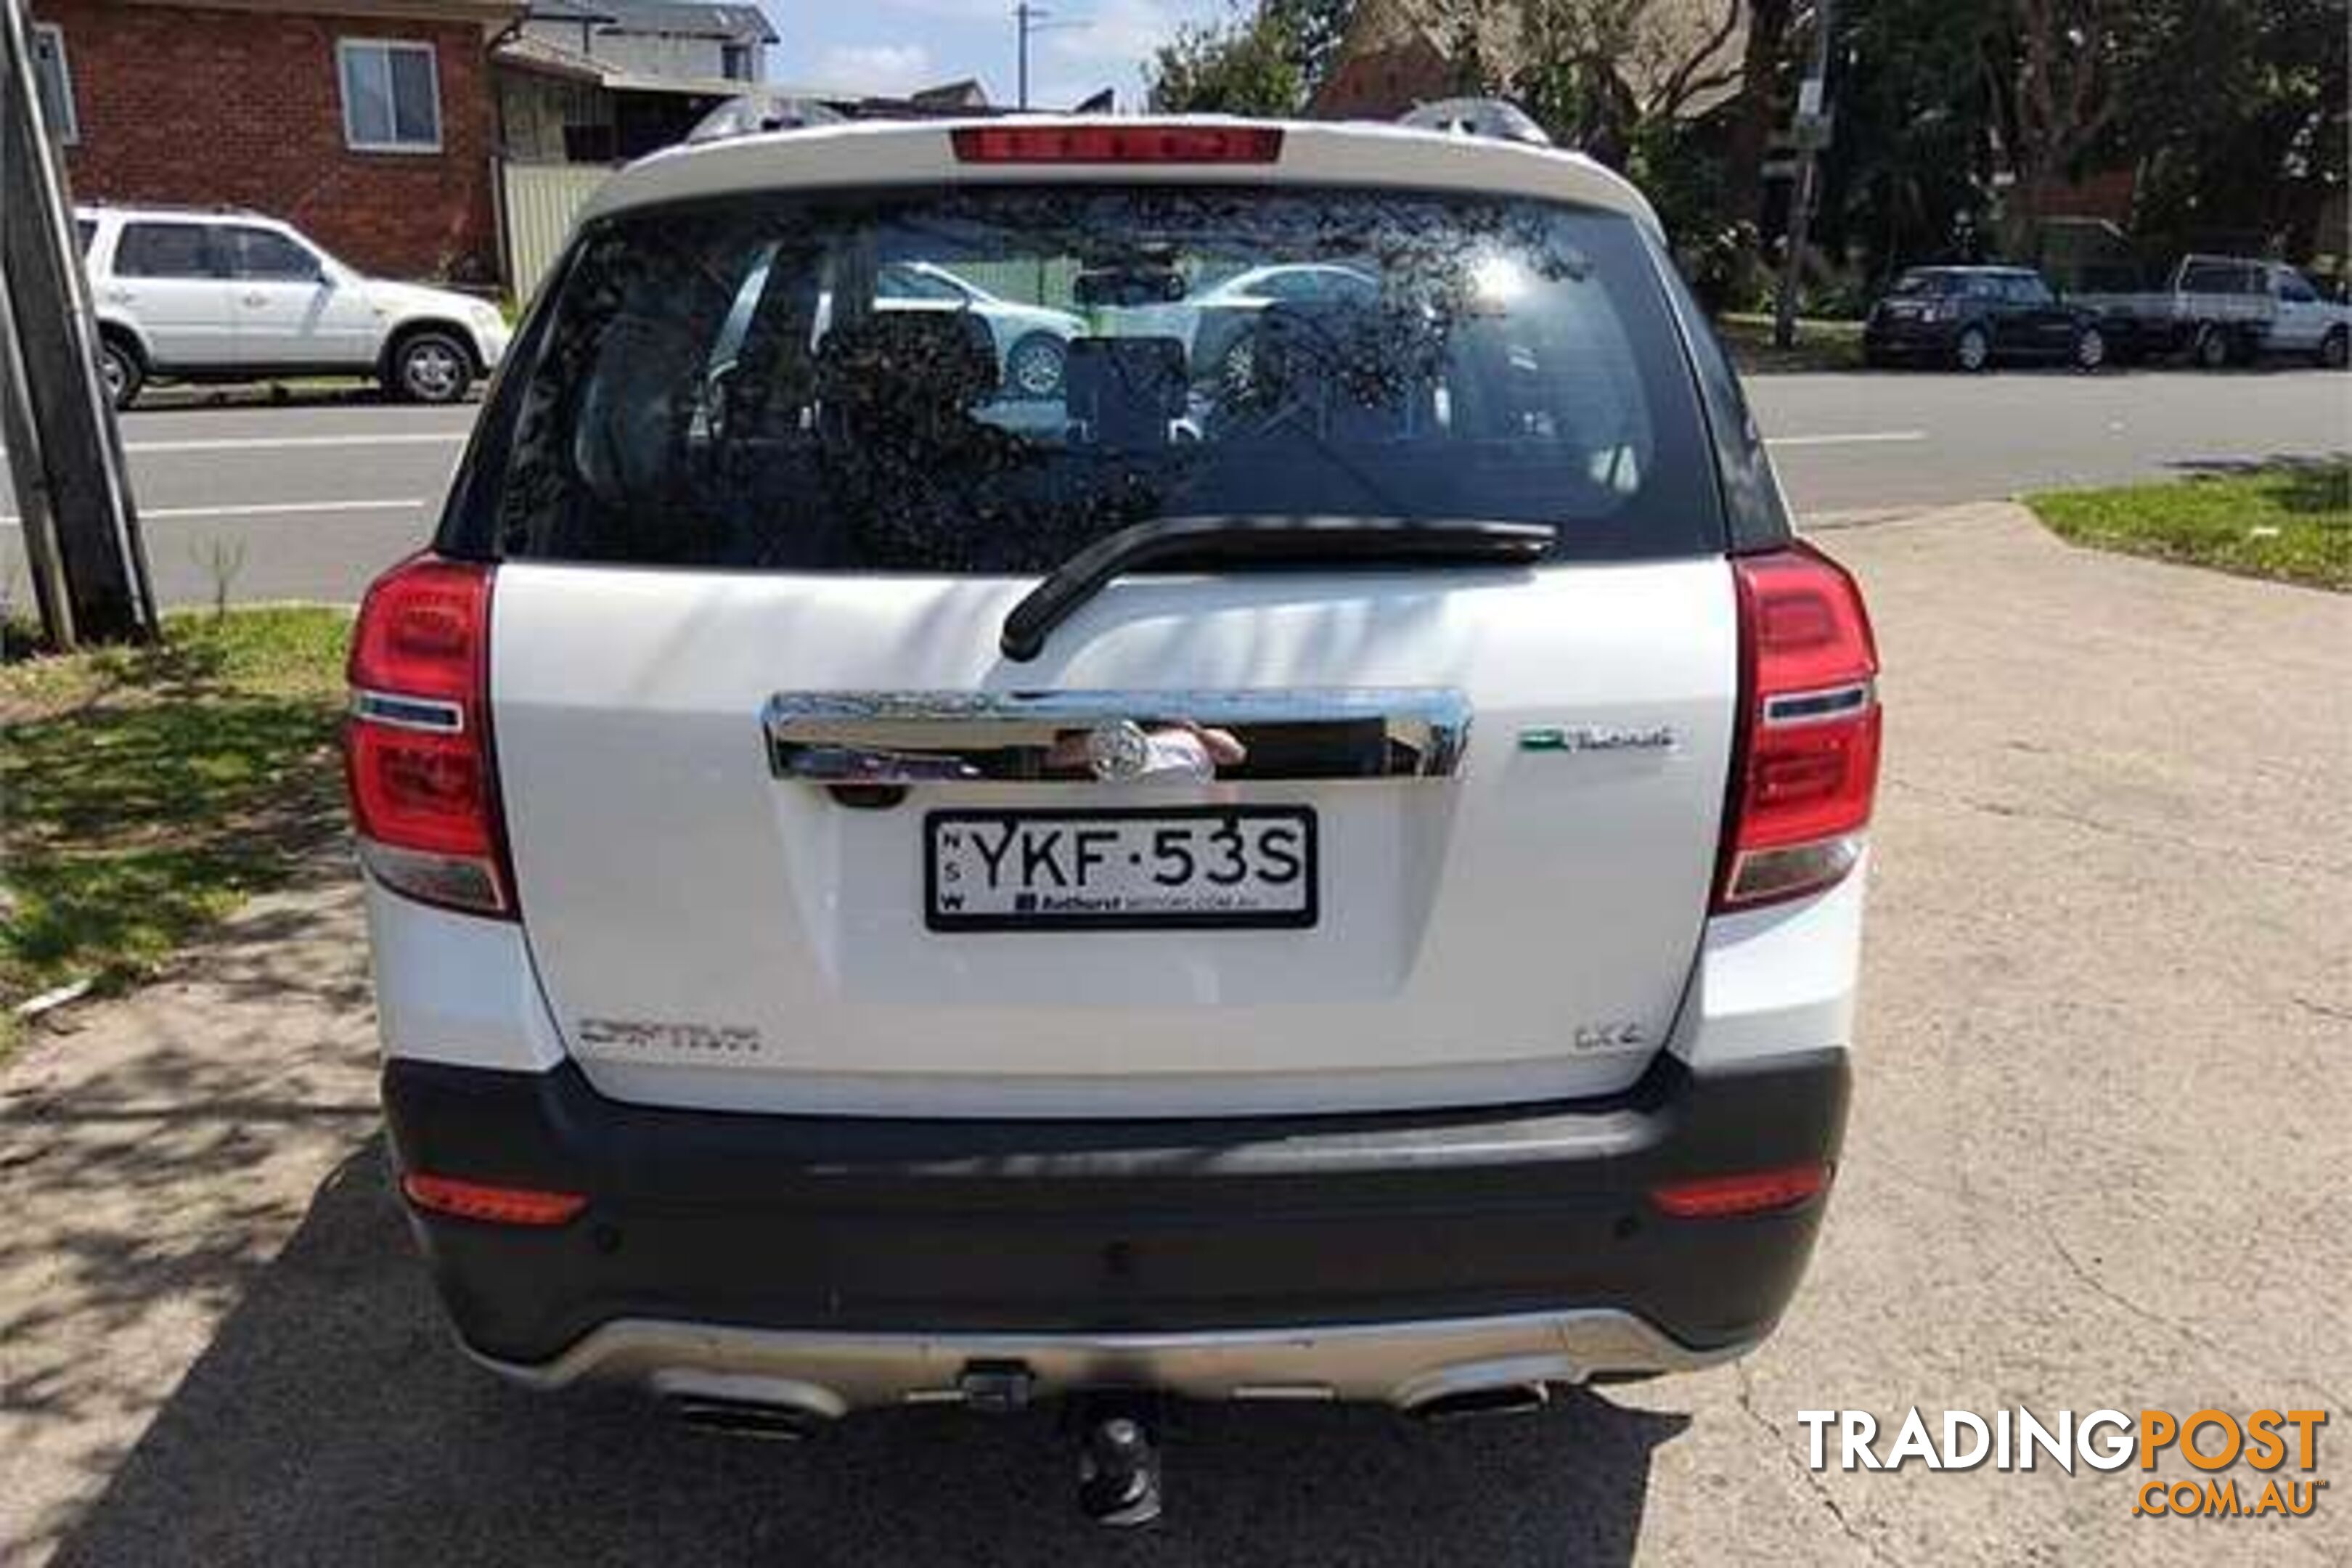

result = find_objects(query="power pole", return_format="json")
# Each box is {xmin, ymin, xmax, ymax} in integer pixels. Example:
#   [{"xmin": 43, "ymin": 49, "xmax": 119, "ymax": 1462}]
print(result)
[
  {"xmin": 1, "ymin": 0, "xmax": 154, "ymax": 645},
  {"xmin": 1771, "ymin": 0, "xmax": 1834, "ymax": 351},
  {"xmin": 1012, "ymin": 1, "xmax": 1082, "ymax": 111},
  {"xmin": 1015, "ymin": 0, "xmax": 1042, "ymax": 110}
]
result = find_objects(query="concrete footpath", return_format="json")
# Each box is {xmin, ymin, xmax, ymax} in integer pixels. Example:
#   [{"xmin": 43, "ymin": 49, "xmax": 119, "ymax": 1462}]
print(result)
[{"xmin": 1, "ymin": 504, "xmax": 2346, "ymax": 1566}]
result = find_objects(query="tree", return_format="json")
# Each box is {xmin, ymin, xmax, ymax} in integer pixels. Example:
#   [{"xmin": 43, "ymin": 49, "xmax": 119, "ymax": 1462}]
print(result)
[
  {"xmin": 1506, "ymin": 0, "xmax": 1744, "ymax": 170},
  {"xmin": 1262, "ymin": 0, "xmax": 1356, "ymax": 99},
  {"xmin": 1985, "ymin": 0, "xmax": 2126, "ymax": 240},
  {"xmin": 1146, "ymin": 7, "xmax": 1307, "ymax": 115},
  {"xmin": 1723, "ymin": 0, "xmax": 1794, "ymax": 225},
  {"xmin": 1826, "ymin": 0, "xmax": 2006, "ymax": 277},
  {"xmin": 2112, "ymin": 0, "xmax": 2349, "ymax": 261}
]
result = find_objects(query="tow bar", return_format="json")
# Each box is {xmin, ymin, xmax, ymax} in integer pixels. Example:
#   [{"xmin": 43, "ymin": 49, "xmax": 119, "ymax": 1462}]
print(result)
[
  {"xmin": 1073, "ymin": 1396, "xmax": 1164, "ymax": 1528},
  {"xmin": 956, "ymin": 1365, "xmax": 1166, "ymax": 1527}
]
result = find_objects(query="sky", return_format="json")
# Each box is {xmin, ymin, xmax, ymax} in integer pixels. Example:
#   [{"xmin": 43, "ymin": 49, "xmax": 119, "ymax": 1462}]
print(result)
[{"xmin": 761, "ymin": 0, "xmax": 1236, "ymax": 110}]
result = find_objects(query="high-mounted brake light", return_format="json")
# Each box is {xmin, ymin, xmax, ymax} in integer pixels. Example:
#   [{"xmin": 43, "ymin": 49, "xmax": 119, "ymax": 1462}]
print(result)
[
  {"xmin": 1715, "ymin": 545, "xmax": 1882, "ymax": 911},
  {"xmin": 401, "ymin": 1172, "xmax": 587, "ymax": 1228},
  {"xmin": 345, "ymin": 555, "xmax": 514, "ymax": 917},
  {"xmin": 951, "ymin": 124, "xmax": 1283, "ymax": 165},
  {"xmin": 1649, "ymin": 1163, "xmax": 1829, "ymax": 1219}
]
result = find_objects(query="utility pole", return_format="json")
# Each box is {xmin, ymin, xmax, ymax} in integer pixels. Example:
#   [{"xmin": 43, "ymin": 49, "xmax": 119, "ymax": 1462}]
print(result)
[
  {"xmin": 1, "ymin": 0, "xmax": 154, "ymax": 645},
  {"xmin": 1013, "ymin": 1, "xmax": 1082, "ymax": 111},
  {"xmin": 1015, "ymin": 0, "xmax": 1042, "ymax": 110},
  {"xmin": 1771, "ymin": 0, "xmax": 1834, "ymax": 351}
]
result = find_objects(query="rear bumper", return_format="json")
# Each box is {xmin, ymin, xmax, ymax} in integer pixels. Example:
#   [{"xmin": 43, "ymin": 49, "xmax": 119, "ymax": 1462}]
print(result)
[
  {"xmin": 483, "ymin": 1310, "xmax": 1741, "ymax": 1413},
  {"xmin": 383, "ymin": 1048, "xmax": 1849, "ymax": 1401}
]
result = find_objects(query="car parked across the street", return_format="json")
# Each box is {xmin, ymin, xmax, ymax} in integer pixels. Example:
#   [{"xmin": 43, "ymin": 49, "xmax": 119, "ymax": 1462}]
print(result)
[
  {"xmin": 78, "ymin": 203, "xmax": 511, "ymax": 408},
  {"xmin": 2070, "ymin": 255, "xmax": 2352, "ymax": 370},
  {"xmin": 1863, "ymin": 265, "xmax": 2110, "ymax": 372},
  {"xmin": 348, "ymin": 103, "xmax": 1877, "ymax": 1527}
]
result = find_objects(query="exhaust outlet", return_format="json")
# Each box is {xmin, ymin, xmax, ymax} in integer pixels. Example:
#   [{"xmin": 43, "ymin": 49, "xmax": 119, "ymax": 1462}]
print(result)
[
  {"xmin": 1410, "ymin": 1382, "xmax": 1552, "ymax": 1422},
  {"xmin": 665, "ymin": 1395, "xmax": 829, "ymax": 1442}
]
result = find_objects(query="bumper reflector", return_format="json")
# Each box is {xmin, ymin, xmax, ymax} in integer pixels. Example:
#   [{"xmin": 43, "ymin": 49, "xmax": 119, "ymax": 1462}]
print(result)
[
  {"xmin": 401, "ymin": 1172, "xmax": 587, "ymax": 1228},
  {"xmin": 1649, "ymin": 1163, "xmax": 1829, "ymax": 1219}
]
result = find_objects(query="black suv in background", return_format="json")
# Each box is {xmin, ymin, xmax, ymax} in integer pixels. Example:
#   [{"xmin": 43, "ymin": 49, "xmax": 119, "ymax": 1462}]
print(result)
[{"xmin": 1862, "ymin": 266, "xmax": 2110, "ymax": 372}]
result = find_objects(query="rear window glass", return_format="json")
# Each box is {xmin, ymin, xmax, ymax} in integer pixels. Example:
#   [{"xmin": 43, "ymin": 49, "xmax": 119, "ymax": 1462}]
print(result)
[
  {"xmin": 478, "ymin": 187, "xmax": 1720, "ymax": 572},
  {"xmin": 115, "ymin": 222, "xmax": 216, "ymax": 279}
]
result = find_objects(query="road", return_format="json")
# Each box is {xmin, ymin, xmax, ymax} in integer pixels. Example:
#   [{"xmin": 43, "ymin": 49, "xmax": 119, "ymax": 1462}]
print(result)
[
  {"xmin": 6, "ymin": 502, "xmax": 2345, "ymax": 1566},
  {"xmin": 2, "ymin": 367, "xmax": 2348, "ymax": 609}
]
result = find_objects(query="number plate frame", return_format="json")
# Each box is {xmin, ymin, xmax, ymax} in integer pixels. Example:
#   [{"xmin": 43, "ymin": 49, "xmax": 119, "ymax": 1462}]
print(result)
[{"xmin": 924, "ymin": 806, "xmax": 1319, "ymax": 932}]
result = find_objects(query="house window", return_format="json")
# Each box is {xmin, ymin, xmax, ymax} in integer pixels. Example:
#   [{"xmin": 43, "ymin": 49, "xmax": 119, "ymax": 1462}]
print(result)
[
  {"xmin": 32, "ymin": 23, "xmax": 77, "ymax": 144},
  {"xmin": 337, "ymin": 38, "xmax": 442, "ymax": 152},
  {"xmin": 721, "ymin": 42, "xmax": 751, "ymax": 81}
]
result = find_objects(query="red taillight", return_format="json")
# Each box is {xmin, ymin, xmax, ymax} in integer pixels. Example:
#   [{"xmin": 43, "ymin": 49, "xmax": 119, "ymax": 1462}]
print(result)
[
  {"xmin": 1649, "ymin": 1163, "xmax": 1829, "ymax": 1219},
  {"xmin": 345, "ymin": 556, "xmax": 513, "ymax": 917},
  {"xmin": 1716, "ymin": 545, "xmax": 1882, "ymax": 910},
  {"xmin": 951, "ymin": 124, "xmax": 1283, "ymax": 164},
  {"xmin": 401, "ymin": 1172, "xmax": 586, "ymax": 1227}
]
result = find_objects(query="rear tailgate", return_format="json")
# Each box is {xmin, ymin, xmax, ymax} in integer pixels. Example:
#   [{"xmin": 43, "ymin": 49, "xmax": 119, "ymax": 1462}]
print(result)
[
  {"xmin": 456, "ymin": 125, "xmax": 1747, "ymax": 1117},
  {"xmin": 494, "ymin": 560, "xmax": 1734, "ymax": 1116}
]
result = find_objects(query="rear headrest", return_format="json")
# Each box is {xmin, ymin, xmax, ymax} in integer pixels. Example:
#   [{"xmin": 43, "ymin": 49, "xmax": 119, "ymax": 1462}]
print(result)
[
  {"xmin": 1064, "ymin": 336, "xmax": 1189, "ymax": 422},
  {"xmin": 1246, "ymin": 301, "xmax": 1434, "ymax": 435},
  {"xmin": 1250, "ymin": 301, "xmax": 1428, "ymax": 399},
  {"xmin": 817, "ymin": 310, "xmax": 998, "ymax": 409}
]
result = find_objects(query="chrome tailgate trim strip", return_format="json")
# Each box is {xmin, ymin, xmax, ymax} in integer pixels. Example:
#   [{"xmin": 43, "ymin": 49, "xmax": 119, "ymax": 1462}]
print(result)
[{"xmin": 764, "ymin": 687, "xmax": 1471, "ymax": 784}]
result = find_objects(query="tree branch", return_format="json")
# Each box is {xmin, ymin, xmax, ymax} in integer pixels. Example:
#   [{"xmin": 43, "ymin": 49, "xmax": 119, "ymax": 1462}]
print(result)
[{"xmin": 1650, "ymin": 0, "xmax": 1744, "ymax": 121}]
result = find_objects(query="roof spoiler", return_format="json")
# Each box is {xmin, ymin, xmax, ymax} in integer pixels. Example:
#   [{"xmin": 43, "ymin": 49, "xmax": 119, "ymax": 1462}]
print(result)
[{"xmin": 1397, "ymin": 98, "xmax": 1552, "ymax": 147}]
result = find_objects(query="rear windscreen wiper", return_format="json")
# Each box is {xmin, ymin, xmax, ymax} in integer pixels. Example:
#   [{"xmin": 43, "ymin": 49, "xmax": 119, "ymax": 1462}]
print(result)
[{"xmin": 1000, "ymin": 516, "xmax": 1556, "ymax": 662}]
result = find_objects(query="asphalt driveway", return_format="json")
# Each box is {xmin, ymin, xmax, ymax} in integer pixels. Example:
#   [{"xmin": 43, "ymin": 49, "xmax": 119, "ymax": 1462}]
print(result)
[{"xmin": 2, "ymin": 503, "xmax": 2345, "ymax": 1565}]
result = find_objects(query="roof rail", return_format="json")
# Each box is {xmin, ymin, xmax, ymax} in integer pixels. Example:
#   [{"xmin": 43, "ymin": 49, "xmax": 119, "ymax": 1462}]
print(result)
[
  {"xmin": 73, "ymin": 198, "xmax": 262, "ymax": 218},
  {"xmin": 1397, "ymin": 98, "xmax": 1551, "ymax": 148}
]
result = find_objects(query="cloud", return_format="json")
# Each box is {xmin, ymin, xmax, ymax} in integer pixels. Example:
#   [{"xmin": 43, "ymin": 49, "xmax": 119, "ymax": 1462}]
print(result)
[
  {"xmin": 1037, "ymin": 0, "xmax": 1194, "ymax": 102},
  {"xmin": 812, "ymin": 42, "xmax": 936, "ymax": 94},
  {"xmin": 1043, "ymin": 0, "xmax": 1187, "ymax": 67},
  {"xmin": 865, "ymin": 0, "xmax": 1011, "ymax": 17}
]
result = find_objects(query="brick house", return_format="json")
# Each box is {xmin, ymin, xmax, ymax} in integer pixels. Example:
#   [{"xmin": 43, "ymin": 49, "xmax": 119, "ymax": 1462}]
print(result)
[{"xmin": 28, "ymin": 0, "xmax": 519, "ymax": 283}]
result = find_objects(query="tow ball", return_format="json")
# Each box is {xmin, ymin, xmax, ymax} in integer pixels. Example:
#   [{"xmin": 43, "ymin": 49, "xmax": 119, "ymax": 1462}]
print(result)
[{"xmin": 1073, "ymin": 1396, "xmax": 1164, "ymax": 1528}]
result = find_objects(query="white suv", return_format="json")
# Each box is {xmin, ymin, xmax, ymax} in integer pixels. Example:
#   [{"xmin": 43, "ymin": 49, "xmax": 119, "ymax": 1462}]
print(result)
[
  {"xmin": 348, "ymin": 113, "xmax": 1878, "ymax": 1521},
  {"xmin": 78, "ymin": 204, "xmax": 510, "ymax": 407}
]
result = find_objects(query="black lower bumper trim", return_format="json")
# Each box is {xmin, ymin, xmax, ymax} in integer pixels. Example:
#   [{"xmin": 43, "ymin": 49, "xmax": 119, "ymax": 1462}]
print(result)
[{"xmin": 383, "ymin": 1049, "xmax": 1849, "ymax": 1365}]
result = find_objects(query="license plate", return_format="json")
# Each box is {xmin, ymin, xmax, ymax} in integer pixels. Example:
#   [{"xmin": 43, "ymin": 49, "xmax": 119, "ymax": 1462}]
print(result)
[{"xmin": 925, "ymin": 807, "xmax": 1318, "ymax": 931}]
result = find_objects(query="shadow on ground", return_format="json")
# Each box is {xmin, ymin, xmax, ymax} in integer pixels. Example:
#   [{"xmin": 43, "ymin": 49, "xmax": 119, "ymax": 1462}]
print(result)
[{"xmin": 45, "ymin": 1143, "xmax": 1686, "ymax": 1567}]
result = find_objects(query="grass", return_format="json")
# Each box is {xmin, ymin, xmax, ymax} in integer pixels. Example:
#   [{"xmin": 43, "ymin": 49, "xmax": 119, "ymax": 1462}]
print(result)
[
  {"xmin": 0, "ymin": 608, "xmax": 352, "ymax": 1053},
  {"xmin": 2027, "ymin": 461, "xmax": 2351, "ymax": 592},
  {"xmin": 1715, "ymin": 312, "xmax": 1866, "ymax": 374}
]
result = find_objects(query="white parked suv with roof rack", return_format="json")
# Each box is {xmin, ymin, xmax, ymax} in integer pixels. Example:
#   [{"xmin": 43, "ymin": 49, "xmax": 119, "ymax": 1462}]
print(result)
[
  {"xmin": 77, "ymin": 203, "xmax": 510, "ymax": 408},
  {"xmin": 350, "ymin": 108, "xmax": 1879, "ymax": 1524}
]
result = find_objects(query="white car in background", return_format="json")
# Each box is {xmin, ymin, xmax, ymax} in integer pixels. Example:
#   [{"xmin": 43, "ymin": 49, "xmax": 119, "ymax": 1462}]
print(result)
[
  {"xmin": 878, "ymin": 261, "xmax": 1086, "ymax": 399},
  {"xmin": 1109, "ymin": 262, "xmax": 1380, "ymax": 383},
  {"xmin": 77, "ymin": 203, "xmax": 510, "ymax": 408}
]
